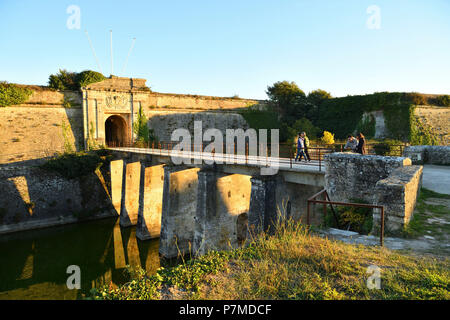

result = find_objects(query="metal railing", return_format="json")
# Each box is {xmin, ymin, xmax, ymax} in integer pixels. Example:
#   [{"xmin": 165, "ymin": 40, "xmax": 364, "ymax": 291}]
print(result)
[
  {"xmin": 107, "ymin": 140, "xmax": 335, "ymax": 171},
  {"xmin": 328, "ymin": 143, "xmax": 407, "ymax": 157},
  {"xmin": 307, "ymin": 189, "xmax": 385, "ymax": 246}
]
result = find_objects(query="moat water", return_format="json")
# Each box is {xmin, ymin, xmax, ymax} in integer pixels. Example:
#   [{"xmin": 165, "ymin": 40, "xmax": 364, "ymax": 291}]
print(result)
[{"xmin": 0, "ymin": 217, "xmax": 165, "ymax": 300}]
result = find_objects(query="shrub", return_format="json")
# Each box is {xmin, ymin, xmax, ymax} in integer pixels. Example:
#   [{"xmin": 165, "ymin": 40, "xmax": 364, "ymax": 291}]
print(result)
[
  {"xmin": 133, "ymin": 106, "xmax": 150, "ymax": 145},
  {"xmin": 41, "ymin": 151, "xmax": 111, "ymax": 179},
  {"xmin": 48, "ymin": 69, "xmax": 106, "ymax": 90},
  {"xmin": 436, "ymin": 95, "xmax": 450, "ymax": 107},
  {"xmin": 407, "ymin": 92, "xmax": 427, "ymax": 105},
  {"xmin": 373, "ymin": 143, "xmax": 390, "ymax": 156},
  {"xmin": 321, "ymin": 131, "xmax": 335, "ymax": 145},
  {"xmin": 0, "ymin": 82, "xmax": 33, "ymax": 107},
  {"xmin": 288, "ymin": 117, "xmax": 320, "ymax": 142},
  {"xmin": 325, "ymin": 200, "xmax": 373, "ymax": 235},
  {"xmin": 76, "ymin": 70, "xmax": 106, "ymax": 88}
]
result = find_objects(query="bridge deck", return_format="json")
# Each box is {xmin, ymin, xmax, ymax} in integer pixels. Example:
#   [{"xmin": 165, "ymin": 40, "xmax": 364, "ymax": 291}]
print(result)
[{"xmin": 108, "ymin": 147, "xmax": 325, "ymax": 173}]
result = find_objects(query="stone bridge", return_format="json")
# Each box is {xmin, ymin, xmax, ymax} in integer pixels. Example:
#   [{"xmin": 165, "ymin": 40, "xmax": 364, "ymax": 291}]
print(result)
[
  {"xmin": 108, "ymin": 146, "xmax": 325, "ymax": 258},
  {"xmin": 108, "ymin": 147, "xmax": 423, "ymax": 258}
]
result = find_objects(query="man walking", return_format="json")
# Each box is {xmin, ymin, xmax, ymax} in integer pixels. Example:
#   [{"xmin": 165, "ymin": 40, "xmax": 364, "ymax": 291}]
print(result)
[
  {"xmin": 301, "ymin": 131, "xmax": 311, "ymax": 161},
  {"xmin": 295, "ymin": 132, "xmax": 307, "ymax": 162}
]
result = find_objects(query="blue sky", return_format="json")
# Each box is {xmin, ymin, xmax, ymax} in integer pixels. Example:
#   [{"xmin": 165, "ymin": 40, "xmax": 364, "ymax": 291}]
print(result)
[{"xmin": 0, "ymin": 0, "xmax": 449, "ymax": 99}]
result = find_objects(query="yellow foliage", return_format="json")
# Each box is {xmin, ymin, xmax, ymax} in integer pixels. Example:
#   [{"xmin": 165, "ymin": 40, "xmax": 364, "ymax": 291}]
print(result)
[{"xmin": 321, "ymin": 131, "xmax": 335, "ymax": 145}]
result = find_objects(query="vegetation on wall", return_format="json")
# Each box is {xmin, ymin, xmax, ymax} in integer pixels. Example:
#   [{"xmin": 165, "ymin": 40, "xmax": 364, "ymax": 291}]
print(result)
[
  {"xmin": 61, "ymin": 120, "xmax": 74, "ymax": 154},
  {"xmin": 0, "ymin": 82, "xmax": 33, "ymax": 107},
  {"xmin": 48, "ymin": 69, "xmax": 106, "ymax": 91},
  {"xmin": 41, "ymin": 150, "xmax": 112, "ymax": 179},
  {"xmin": 409, "ymin": 112, "xmax": 438, "ymax": 146},
  {"xmin": 133, "ymin": 106, "xmax": 151, "ymax": 146},
  {"xmin": 355, "ymin": 113, "xmax": 376, "ymax": 139},
  {"xmin": 239, "ymin": 107, "xmax": 286, "ymax": 141}
]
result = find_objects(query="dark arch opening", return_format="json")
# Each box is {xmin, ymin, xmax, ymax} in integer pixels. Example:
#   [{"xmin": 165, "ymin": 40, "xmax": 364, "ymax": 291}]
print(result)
[{"xmin": 105, "ymin": 115, "xmax": 127, "ymax": 147}]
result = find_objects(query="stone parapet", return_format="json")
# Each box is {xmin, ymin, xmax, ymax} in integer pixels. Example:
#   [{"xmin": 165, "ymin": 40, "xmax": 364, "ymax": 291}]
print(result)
[
  {"xmin": 373, "ymin": 165, "xmax": 423, "ymax": 233},
  {"xmin": 324, "ymin": 152, "xmax": 411, "ymax": 204},
  {"xmin": 403, "ymin": 146, "xmax": 450, "ymax": 165}
]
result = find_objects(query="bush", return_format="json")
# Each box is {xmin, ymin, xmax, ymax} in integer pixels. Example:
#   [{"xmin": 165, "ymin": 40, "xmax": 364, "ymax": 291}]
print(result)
[
  {"xmin": 407, "ymin": 92, "xmax": 427, "ymax": 105},
  {"xmin": 321, "ymin": 131, "xmax": 335, "ymax": 145},
  {"xmin": 48, "ymin": 69, "xmax": 106, "ymax": 91},
  {"xmin": 373, "ymin": 143, "xmax": 390, "ymax": 156},
  {"xmin": 325, "ymin": 200, "xmax": 373, "ymax": 235},
  {"xmin": 76, "ymin": 70, "xmax": 106, "ymax": 88},
  {"xmin": 41, "ymin": 151, "xmax": 111, "ymax": 179},
  {"xmin": 288, "ymin": 118, "xmax": 320, "ymax": 142},
  {"xmin": 436, "ymin": 95, "xmax": 450, "ymax": 107},
  {"xmin": 0, "ymin": 82, "xmax": 33, "ymax": 107}
]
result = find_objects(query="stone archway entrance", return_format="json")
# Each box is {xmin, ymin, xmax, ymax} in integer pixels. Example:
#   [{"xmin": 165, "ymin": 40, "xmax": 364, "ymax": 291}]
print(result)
[{"xmin": 105, "ymin": 115, "xmax": 128, "ymax": 147}]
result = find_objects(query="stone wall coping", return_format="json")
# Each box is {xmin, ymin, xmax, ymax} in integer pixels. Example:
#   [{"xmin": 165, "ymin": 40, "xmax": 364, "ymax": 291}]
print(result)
[
  {"xmin": 324, "ymin": 152, "xmax": 412, "ymax": 165},
  {"xmin": 376, "ymin": 165, "xmax": 423, "ymax": 186}
]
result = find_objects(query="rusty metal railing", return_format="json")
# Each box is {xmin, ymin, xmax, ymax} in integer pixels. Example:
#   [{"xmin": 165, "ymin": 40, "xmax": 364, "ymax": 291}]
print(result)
[
  {"xmin": 107, "ymin": 140, "xmax": 335, "ymax": 171},
  {"xmin": 307, "ymin": 189, "xmax": 385, "ymax": 246}
]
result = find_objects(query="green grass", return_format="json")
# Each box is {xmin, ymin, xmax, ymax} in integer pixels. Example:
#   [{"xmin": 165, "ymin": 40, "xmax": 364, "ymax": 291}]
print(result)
[
  {"xmin": 403, "ymin": 188, "xmax": 450, "ymax": 239},
  {"xmin": 90, "ymin": 220, "xmax": 449, "ymax": 300}
]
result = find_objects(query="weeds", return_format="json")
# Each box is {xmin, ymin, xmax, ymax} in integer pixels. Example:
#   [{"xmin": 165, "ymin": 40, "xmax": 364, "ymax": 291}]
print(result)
[{"xmin": 91, "ymin": 217, "xmax": 449, "ymax": 300}]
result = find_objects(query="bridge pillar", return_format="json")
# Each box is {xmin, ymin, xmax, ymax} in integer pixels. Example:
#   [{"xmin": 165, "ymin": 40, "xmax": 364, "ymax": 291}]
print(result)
[
  {"xmin": 159, "ymin": 166, "xmax": 200, "ymax": 258},
  {"xmin": 119, "ymin": 161, "xmax": 141, "ymax": 227},
  {"xmin": 194, "ymin": 168, "xmax": 251, "ymax": 255},
  {"xmin": 247, "ymin": 175, "xmax": 278, "ymax": 237},
  {"xmin": 136, "ymin": 164, "xmax": 165, "ymax": 240},
  {"xmin": 110, "ymin": 160, "xmax": 124, "ymax": 215}
]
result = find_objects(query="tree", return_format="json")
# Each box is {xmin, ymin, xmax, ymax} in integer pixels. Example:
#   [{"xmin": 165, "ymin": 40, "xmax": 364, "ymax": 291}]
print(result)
[
  {"xmin": 48, "ymin": 69, "xmax": 106, "ymax": 90},
  {"xmin": 307, "ymin": 89, "xmax": 332, "ymax": 106},
  {"xmin": 266, "ymin": 81, "xmax": 307, "ymax": 126},
  {"xmin": 133, "ymin": 106, "xmax": 149, "ymax": 146},
  {"xmin": 288, "ymin": 118, "xmax": 320, "ymax": 143},
  {"xmin": 76, "ymin": 70, "xmax": 106, "ymax": 88}
]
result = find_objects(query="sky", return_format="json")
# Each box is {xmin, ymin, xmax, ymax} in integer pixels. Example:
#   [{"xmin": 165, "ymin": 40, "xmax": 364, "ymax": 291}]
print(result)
[{"xmin": 0, "ymin": 0, "xmax": 449, "ymax": 99}]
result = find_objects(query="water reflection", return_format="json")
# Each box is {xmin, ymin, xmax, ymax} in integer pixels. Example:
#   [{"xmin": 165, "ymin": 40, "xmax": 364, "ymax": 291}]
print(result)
[{"xmin": 0, "ymin": 217, "xmax": 161, "ymax": 300}]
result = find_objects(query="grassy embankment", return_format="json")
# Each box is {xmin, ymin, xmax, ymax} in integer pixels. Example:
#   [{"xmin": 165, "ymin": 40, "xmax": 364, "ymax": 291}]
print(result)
[
  {"xmin": 91, "ymin": 218, "xmax": 449, "ymax": 300},
  {"xmin": 403, "ymin": 188, "xmax": 450, "ymax": 240}
]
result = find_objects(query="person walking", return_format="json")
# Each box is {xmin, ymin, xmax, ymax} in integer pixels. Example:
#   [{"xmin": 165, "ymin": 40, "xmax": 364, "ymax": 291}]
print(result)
[
  {"xmin": 355, "ymin": 132, "xmax": 366, "ymax": 155},
  {"xmin": 295, "ymin": 133, "xmax": 307, "ymax": 162},
  {"xmin": 301, "ymin": 131, "xmax": 311, "ymax": 161}
]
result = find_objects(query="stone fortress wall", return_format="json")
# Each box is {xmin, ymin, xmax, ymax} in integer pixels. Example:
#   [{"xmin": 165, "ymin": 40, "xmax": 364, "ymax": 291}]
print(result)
[
  {"xmin": 362, "ymin": 106, "xmax": 450, "ymax": 144},
  {"xmin": 0, "ymin": 78, "xmax": 264, "ymax": 164}
]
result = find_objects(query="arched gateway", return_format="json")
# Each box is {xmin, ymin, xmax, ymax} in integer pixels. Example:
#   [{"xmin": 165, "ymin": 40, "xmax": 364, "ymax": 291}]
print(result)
[
  {"xmin": 105, "ymin": 115, "xmax": 128, "ymax": 147},
  {"xmin": 80, "ymin": 76, "xmax": 150, "ymax": 148}
]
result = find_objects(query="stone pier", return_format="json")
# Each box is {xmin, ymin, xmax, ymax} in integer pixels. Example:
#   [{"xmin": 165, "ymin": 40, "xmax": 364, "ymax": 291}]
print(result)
[
  {"xmin": 159, "ymin": 166, "xmax": 200, "ymax": 258},
  {"xmin": 119, "ymin": 161, "xmax": 142, "ymax": 227},
  {"xmin": 110, "ymin": 160, "xmax": 124, "ymax": 215},
  {"xmin": 247, "ymin": 175, "xmax": 277, "ymax": 237},
  {"xmin": 193, "ymin": 168, "xmax": 251, "ymax": 255},
  {"xmin": 136, "ymin": 164, "xmax": 165, "ymax": 240}
]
